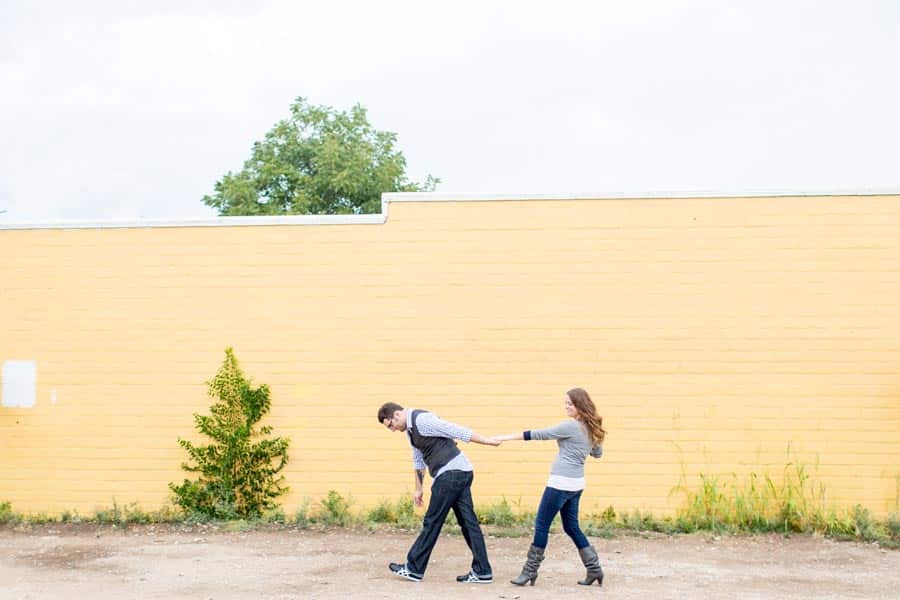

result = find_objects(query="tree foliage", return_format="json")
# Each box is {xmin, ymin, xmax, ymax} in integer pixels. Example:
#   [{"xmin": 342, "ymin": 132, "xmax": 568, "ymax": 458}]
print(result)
[
  {"xmin": 203, "ymin": 97, "xmax": 438, "ymax": 215},
  {"xmin": 169, "ymin": 348, "xmax": 290, "ymax": 519}
]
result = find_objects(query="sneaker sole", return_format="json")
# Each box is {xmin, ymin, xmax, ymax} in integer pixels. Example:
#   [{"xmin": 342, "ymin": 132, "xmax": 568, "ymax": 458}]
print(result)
[{"xmin": 390, "ymin": 570, "xmax": 422, "ymax": 582}]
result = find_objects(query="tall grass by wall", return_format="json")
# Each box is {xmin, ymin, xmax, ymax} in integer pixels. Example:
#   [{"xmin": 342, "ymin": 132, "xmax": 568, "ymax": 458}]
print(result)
[{"xmin": 3, "ymin": 459, "xmax": 899, "ymax": 548}]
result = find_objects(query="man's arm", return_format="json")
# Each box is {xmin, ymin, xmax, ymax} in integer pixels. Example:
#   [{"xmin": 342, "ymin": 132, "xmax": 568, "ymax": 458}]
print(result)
[
  {"xmin": 469, "ymin": 431, "xmax": 501, "ymax": 446},
  {"xmin": 416, "ymin": 412, "xmax": 500, "ymax": 446},
  {"xmin": 411, "ymin": 445, "xmax": 427, "ymax": 506},
  {"xmin": 413, "ymin": 468, "xmax": 425, "ymax": 506}
]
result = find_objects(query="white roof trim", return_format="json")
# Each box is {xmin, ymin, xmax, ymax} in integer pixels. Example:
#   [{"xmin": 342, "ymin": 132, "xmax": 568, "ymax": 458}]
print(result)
[
  {"xmin": 2, "ymin": 188, "xmax": 899, "ymax": 230},
  {"xmin": 0, "ymin": 213, "xmax": 385, "ymax": 230},
  {"xmin": 383, "ymin": 188, "xmax": 900, "ymax": 202}
]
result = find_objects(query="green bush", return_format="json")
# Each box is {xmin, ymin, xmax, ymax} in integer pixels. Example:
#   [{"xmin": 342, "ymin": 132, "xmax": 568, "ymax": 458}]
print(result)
[
  {"xmin": 169, "ymin": 348, "xmax": 290, "ymax": 519},
  {"xmin": 364, "ymin": 496, "xmax": 418, "ymax": 529},
  {"xmin": 0, "ymin": 501, "xmax": 18, "ymax": 525},
  {"xmin": 60, "ymin": 510, "xmax": 81, "ymax": 523},
  {"xmin": 887, "ymin": 512, "xmax": 900, "ymax": 539},
  {"xmin": 479, "ymin": 497, "xmax": 517, "ymax": 527},
  {"xmin": 366, "ymin": 498, "xmax": 397, "ymax": 523},
  {"xmin": 394, "ymin": 496, "xmax": 418, "ymax": 529},
  {"xmin": 293, "ymin": 499, "xmax": 312, "ymax": 529},
  {"xmin": 583, "ymin": 520, "xmax": 616, "ymax": 538},
  {"xmin": 319, "ymin": 490, "xmax": 354, "ymax": 527}
]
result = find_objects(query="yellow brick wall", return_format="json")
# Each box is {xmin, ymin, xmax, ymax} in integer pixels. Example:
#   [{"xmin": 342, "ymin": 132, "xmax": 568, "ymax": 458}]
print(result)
[{"xmin": 1, "ymin": 194, "xmax": 899, "ymax": 517}]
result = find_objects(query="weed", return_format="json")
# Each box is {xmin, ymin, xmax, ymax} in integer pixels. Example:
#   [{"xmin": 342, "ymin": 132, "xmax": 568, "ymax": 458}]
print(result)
[
  {"xmin": 319, "ymin": 490, "xmax": 354, "ymax": 527},
  {"xmin": 479, "ymin": 497, "xmax": 517, "ymax": 527},
  {"xmin": 293, "ymin": 499, "xmax": 312, "ymax": 529},
  {"xmin": 366, "ymin": 498, "xmax": 396, "ymax": 523}
]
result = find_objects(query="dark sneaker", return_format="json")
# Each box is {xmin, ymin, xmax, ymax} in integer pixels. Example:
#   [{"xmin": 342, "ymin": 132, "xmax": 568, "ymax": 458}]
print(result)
[
  {"xmin": 456, "ymin": 570, "xmax": 493, "ymax": 583},
  {"xmin": 389, "ymin": 562, "xmax": 423, "ymax": 582}
]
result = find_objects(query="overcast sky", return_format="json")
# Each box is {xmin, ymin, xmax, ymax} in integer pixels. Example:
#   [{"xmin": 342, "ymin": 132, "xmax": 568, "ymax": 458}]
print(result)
[{"xmin": 1, "ymin": 1, "xmax": 899, "ymax": 222}]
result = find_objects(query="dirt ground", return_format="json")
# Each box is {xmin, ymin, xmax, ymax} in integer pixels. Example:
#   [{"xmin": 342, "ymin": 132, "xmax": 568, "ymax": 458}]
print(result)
[{"xmin": 1, "ymin": 524, "xmax": 898, "ymax": 599}]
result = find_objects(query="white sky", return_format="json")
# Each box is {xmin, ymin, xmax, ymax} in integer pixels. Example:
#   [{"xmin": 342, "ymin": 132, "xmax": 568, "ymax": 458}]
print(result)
[{"xmin": 1, "ymin": 1, "xmax": 899, "ymax": 222}]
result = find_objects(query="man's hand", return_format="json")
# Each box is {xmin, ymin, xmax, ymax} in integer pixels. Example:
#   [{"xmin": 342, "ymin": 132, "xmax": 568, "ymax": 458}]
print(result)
[
  {"xmin": 413, "ymin": 469, "xmax": 425, "ymax": 506},
  {"xmin": 471, "ymin": 432, "xmax": 502, "ymax": 446}
]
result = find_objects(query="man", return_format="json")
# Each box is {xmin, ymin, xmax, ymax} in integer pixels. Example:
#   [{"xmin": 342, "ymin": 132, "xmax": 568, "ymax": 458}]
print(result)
[{"xmin": 377, "ymin": 402, "xmax": 498, "ymax": 583}]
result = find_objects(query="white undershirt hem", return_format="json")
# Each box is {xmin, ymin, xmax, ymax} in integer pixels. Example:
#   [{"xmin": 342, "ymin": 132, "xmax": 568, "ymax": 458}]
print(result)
[{"xmin": 546, "ymin": 474, "xmax": 585, "ymax": 491}]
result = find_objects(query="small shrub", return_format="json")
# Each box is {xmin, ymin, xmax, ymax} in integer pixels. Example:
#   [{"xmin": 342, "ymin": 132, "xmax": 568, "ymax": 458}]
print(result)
[
  {"xmin": 122, "ymin": 502, "xmax": 153, "ymax": 524},
  {"xmin": 886, "ymin": 512, "xmax": 900, "ymax": 540},
  {"xmin": 394, "ymin": 496, "xmax": 418, "ymax": 529},
  {"xmin": 28, "ymin": 512, "xmax": 57, "ymax": 524},
  {"xmin": 583, "ymin": 520, "xmax": 615, "ymax": 538},
  {"xmin": 479, "ymin": 497, "xmax": 517, "ymax": 527},
  {"xmin": 293, "ymin": 500, "xmax": 312, "ymax": 529},
  {"xmin": 264, "ymin": 509, "xmax": 286, "ymax": 524},
  {"xmin": 94, "ymin": 500, "xmax": 124, "ymax": 524},
  {"xmin": 169, "ymin": 348, "xmax": 290, "ymax": 520},
  {"xmin": 0, "ymin": 501, "xmax": 19, "ymax": 525},
  {"xmin": 599, "ymin": 505, "xmax": 617, "ymax": 524},
  {"xmin": 154, "ymin": 505, "xmax": 182, "ymax": 523},
  {"xmin": 882, "ymin": 512, "xmax": 900, "ymax": 549},
  {"xmin": 367, "ymin": 499, "xmax": 396, "ymax": 523},
  {"xmin": 319, "ymin": 490, "xmax": 354, "ymax": 527},
  {"xmin": 60, "ymin": 510, "xmax": 81, "ymax": 523},
  {"xmin": 851, "ymin": 505, "xmax": 880, "ymax": 542},
  {"xmin": 224, "ymin": 519, "xmax": 255, "ymax": 532},
  {"xmin": 364, "ymin": 496, "xmax": 419, "ymax": 529}
]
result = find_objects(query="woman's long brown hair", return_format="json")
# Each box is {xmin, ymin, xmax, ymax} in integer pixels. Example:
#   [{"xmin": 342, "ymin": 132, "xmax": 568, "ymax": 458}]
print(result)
[{"xmin": 568, "ymin": 387, "xmax": 606, "ymax": 445}]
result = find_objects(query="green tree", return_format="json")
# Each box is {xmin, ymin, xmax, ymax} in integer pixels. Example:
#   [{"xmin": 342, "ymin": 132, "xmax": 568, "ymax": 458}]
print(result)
[
  {"xmin": 203, "ymin": 97, "xmax": 438, "ymax": 215},
  {"xmin": 170, "ymin": 348, "xmax": 290, "ymax": 519}
]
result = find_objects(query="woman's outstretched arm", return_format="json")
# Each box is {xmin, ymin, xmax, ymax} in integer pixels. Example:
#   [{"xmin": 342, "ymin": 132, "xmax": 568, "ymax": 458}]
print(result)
[
  {"xmin": 493, "ymin": 432, "xmax": 525, "ymax": 442},
  {"xmin": 495, "ymin": 421, "xmax": 576, "ymax": 442}
]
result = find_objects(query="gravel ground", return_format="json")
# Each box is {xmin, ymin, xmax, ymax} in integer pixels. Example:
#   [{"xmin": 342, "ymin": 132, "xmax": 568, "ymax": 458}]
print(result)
[{"xmin": 1, "ymin": 524, "xmax": 898, "ymax": 599}]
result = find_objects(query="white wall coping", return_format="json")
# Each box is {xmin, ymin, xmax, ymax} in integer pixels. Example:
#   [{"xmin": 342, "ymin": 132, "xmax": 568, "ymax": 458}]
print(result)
[
  {"xmin": 382, "ymin": 188, "xmax": 900, "ymax": 202},
  {"xmin": 2, "ymin": 188, "xmax": 899, "ymax": 230},
  {"xmin": 0, "ymin": 214, "xmax": 385, "ymax": 230}
]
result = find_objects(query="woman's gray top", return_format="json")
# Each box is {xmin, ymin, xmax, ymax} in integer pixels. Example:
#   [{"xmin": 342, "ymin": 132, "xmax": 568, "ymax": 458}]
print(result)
[{"xmin": 526, "ymin": 420, "xmax": 603, "ymax": 485}]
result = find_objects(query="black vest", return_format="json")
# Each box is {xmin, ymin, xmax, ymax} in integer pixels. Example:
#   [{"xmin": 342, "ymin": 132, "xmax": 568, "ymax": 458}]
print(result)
[{"xmin": 408, "ymin": 409, "xmax": 461, "ymax": 477}]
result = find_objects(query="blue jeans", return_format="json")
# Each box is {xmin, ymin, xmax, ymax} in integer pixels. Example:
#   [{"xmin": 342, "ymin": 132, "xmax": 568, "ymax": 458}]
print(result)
[
  {"xmin": 532, "ymin": 486, "xmax": 589, "ymax": 549},
  {"xmin": 406, "ymin": 470, "xmax": 491, "ymax": 577}
]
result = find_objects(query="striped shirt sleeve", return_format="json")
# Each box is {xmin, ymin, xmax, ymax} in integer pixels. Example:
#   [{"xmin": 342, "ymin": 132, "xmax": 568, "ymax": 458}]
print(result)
[
  {"xmin": 414, "ymin": 411, "xmax": 473, "ymax": 443},
  {"xmin": 410, "ymin": 443, "xmax": 426, "ymax": 470}
]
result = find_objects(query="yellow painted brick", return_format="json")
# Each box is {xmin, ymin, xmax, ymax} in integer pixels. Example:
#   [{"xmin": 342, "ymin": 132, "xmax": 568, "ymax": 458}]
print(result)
[{"xmin": 2, "ymin": 194, "xmax": 900, "ymax": 517}]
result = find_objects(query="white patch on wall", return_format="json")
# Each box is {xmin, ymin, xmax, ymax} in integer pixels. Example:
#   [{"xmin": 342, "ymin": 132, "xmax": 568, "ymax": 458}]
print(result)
[{"xmin": 2, "ymin": 360, "xmax": 37, "ymax": 408}]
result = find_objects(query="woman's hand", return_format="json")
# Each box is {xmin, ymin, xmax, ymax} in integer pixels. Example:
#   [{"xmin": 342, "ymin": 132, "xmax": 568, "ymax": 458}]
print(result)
[{"xmin": 471, "ymin": 432, "xmax": 502, "ymax": 446}]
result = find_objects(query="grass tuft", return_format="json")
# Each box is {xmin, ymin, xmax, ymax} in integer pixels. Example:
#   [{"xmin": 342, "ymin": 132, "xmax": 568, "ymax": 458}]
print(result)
[{"xmin": 3, "ymin": 464, "xmax": 898, "ymax": 549}]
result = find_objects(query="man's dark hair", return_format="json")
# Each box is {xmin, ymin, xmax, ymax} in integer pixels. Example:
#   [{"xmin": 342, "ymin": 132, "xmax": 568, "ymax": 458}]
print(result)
[{"xmin": 377, "ymin": 402, "xmax": 404, "ymax": 424}]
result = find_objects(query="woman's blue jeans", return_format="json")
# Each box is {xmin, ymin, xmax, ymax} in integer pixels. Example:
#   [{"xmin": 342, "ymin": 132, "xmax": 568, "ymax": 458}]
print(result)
[{"xmin": 532, "ymin": 486, "xmax": 589, "ymax": 549}]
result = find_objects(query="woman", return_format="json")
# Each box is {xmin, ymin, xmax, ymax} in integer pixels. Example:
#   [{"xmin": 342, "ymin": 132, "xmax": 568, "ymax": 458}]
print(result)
[{"xmin": 494, "ymin": 387, "xmax": 606, "ymax": 586}]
